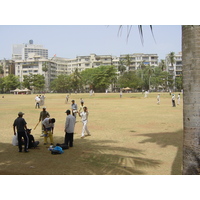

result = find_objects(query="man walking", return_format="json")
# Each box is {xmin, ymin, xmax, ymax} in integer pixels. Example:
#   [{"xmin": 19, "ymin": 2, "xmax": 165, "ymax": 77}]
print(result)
[
  {"xmin": 79, "ymin": 106, "xmax": 91, "ymax": 138},
  {"xmin": 64, "ymin": 110, "xmax": 76, "ymax": 147},
  {"xmin": 39, "ymin": 106, "xmax": 50, "ymax": 136},
  {"xmin": 13, "ymin": 112, "xmax": 29, "ymax": 152},
  {"xmin": 71, "ymin": 100, "xmax": 78, "ymax": 118}
]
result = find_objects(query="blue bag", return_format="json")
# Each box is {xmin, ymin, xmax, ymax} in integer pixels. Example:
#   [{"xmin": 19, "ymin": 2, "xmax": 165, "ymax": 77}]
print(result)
[{"xmin": 51, "ymin": 146, "xmax": 64, "ymax": 154}]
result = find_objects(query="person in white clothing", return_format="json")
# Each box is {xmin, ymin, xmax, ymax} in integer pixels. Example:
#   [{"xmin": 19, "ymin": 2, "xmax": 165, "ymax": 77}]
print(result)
[
  {"xmin": 177, "ymin": 94, "xmax": 181, "ymax": 105},
  {"xmin": 157, "ymin": 94, "xmax": 160, "ymax": 105},
  {"xmin": 79, "ymin": 106, "xmax": 91, "ymax": 138},
  {"xmin": 35, "ymin": 95, "xmax": 40, "ymax": 109}
]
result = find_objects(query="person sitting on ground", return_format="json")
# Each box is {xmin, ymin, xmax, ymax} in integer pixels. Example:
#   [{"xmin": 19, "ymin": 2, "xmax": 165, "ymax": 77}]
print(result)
[{"xmin": 26, "ymin": 129, "xmax": 39, "ymax": 148}]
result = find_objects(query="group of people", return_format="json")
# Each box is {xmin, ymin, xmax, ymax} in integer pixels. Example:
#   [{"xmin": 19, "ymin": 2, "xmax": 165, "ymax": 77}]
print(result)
[
  {"xmin": 13, "ymin": 98, "xmax": 91, "ymax": 153},
  {"xmin": 35, "ymin": 95, "xmax": 45, "ymax": 109},
  {"xmin": 156, "ymin": 93, "xmax": 181, "ymax": 106}
]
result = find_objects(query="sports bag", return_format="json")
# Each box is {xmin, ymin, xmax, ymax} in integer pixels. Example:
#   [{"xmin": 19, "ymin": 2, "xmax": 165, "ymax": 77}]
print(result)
[{"xmin": 51, "ymin": 146, "xmax": 64, "ymax": 154}]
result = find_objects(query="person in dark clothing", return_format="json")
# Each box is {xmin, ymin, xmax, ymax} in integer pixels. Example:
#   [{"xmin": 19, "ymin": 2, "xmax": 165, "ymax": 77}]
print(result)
[
  {"xmin": 26, "ymin": 129, "xmax": 39, "ymax": 148},
  {"xmin": 13, "ymin": 112, "xmax": 29, "ymax": 152},
  {"xmin": 64, "ymin": 110, "xmax": 76, "ymax": 147}
]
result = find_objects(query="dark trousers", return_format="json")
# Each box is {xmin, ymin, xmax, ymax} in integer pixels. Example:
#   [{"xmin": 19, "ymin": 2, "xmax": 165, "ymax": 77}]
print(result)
[
  {"xmin": 65, "ymin": 132, "xmax": 74, "ymax": 147},
  {"xmin": 35, "ymin": 102, "xmax": 40, "ymax": 108},
  {"xmin": 17, "ymin": 131, "xmax": 29, "ymax": 151},
  {"xmin": 172, "ymin": 100, "xmax": 176, "ymax": 107}
]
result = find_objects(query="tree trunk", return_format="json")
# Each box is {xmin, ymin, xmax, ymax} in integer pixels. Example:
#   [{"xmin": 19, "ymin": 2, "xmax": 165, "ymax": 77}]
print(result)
[{"xmin": 182, "ymin": 25, "xmax": 200, "ymax": 174}]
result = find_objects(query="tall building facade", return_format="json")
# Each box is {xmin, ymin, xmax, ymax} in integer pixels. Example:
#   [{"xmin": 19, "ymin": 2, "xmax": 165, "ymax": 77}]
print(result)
[
  {"xmin": 165, "ymin": 52, "xmax": 182, "ymax": 77},
  {"xmin": 12, "ymin": 40, "xmax": 48, "ymax": 60},
  {"xmin": 119, "ymin": 53, "xmax": 159, "ymax": 71}
]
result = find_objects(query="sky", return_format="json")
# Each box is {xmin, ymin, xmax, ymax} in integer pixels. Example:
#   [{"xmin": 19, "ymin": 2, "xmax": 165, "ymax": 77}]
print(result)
[{"xmin": 0, "ymin": 25, "xmax": 181, "ymax": 61}]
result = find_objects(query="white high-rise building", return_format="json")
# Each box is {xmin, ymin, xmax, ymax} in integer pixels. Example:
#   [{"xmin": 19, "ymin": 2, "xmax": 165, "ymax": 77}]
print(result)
[{"xmin": 12, "ymin": 40, "xmax": 48, "ymax": 60}]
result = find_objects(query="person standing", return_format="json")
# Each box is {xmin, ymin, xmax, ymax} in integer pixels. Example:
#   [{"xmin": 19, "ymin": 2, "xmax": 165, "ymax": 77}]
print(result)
[
  {"xmin": 35, "ymin": 95, "xmax": 40, "ymax": 109},
  {"xmin": 157, "ymin": 94, "xmax": 160, "ymax": 105},
  {"xmin": 64, "ymin": 110, "xmax": 76, "ymax": 147},
  {"xmin": 79, "ymin": 100, "xmax": 85, "ymax": 114},
  {"xmin": 71, "ymin": 100, "xmax": 78, "ymax": 118},
  {"xmin": 177, "ymin": 93, "xmax": 181, "ymax": 105},
  {"xmin": 39, "ymin": 106, "xmax": 50, "ymax": 136},
  {"xmin": 42, "ymin": 118, "xmax": 55, "ymax": 145},
  {"xmin": 120, "ymin": 90, "xmax": 123, "ymax": 98},
  {"xmin": 79, "ymin": 106, "xmax": 91, "ymax": 138},
  {"xmin": 172, "ymin": 94, "xmax": 176, "ymax": 107},
  {"xmin": 65, "ymin": 95, "xmax": 69, "ymax": 104},
  {"xmin": 13, "ymin": 112, "xmax": 29, "ymax": 152}
]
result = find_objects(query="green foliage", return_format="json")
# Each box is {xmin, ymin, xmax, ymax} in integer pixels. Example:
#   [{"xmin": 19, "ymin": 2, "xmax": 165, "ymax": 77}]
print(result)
[
  {"xmin": 22, "ymin": 75, "xmax": 32, "ymax": 89},
  {"xmin": 1, "ymin": 74, "xmax": 20, "ymax": 92},
  {"xmin": 81, "ymin": 65, "xmax": 117, "ymax": 92},
  {"xmin": 117, "ymin": 66, "xmax": 173, "ymax": 91},
  {"xmin": 118, "ymin": 71, "xmax": 142, "ymax": 89},
  {"xmin": 175, "ymin": 75, "xmax": 183, "ymax": 91},
  {"xmin": 22, "ymin": 74, "xmax": 45, "ymax": 92},
  {"xmin": 0, "ymin": 65, "xmax": 4, "ymax": 76},
  {"xmin": 70, "ymin": 68, "xmax": 83, "ymax": 92},
  {"xmin": 50, "ymin": 74, "xmax": 72, "ymax": 92},
  {"xmin": 32, "ymin": 74, "xmax": 45, "ymax": 91}
]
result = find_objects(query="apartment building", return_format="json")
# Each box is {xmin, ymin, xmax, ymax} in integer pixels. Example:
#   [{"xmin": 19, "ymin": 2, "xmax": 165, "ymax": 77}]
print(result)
[
  {"xmin": 0, "ymin": 59, "xmax": 15, "ymax": 77},
  {"xmin": 52, "ymin": 53, "xmax": 114, "ymax": 75},
  {"xmin": 166, "ymin": 52, "xmax": 182, "ymax": 78},
  {"xmin": 119, "ymin": 53, "xmax": 159, "ymax": 71},
  {"xmin": 15, "ymin": 55, "xmax": 56, "ymax": 91}
]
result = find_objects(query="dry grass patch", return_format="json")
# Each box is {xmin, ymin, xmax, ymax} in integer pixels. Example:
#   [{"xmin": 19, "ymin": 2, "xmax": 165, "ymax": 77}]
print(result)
[{"xmin": 0, "ymin": 92, "xmax": 183, "ymax": 175}]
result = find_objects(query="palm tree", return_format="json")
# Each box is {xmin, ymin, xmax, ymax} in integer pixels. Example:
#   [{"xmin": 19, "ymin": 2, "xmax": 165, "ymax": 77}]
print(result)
[
  {"xmin": 42, "ymin": 61, "xmax": 49, "ymax": 92},
  {"xmin": 118, "ymin": 60, "xmax": 126, "ymax": 75},
  {"xmin": 124, "ymin": 54, "xmax": 132, "ymax": 71},
  {"xmin": 0, "ymin": 65, "xmax": 4, "ymax": 78},
  {"xmin": 167, "ymin": 52, "xmax": 176, "ymax": 68},
  {"xmin": 159, "ymin": 59, "xmax": 166, "ymax": 71},
  {"xmin": 182, "ymin": 25, "xmax": 200, "ymax": 175},
  {"xmin": 167, "ymin": 52, "xmax": 176, "ymax": 90},
  {"xmin": 145, "ymin": 65, "xmax": 154, "ymax": 90}
]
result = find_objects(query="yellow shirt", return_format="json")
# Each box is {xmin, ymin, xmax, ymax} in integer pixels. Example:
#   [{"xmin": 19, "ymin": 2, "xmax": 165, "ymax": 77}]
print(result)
[{"xmin": 79, "ymin": 104, "xmax": 85, "ymax": 113}]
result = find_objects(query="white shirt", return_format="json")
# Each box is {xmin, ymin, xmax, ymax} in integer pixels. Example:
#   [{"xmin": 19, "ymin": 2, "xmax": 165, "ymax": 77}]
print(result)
[
  {"xmin": 42, "ymin": 118, "xmax": 54, "ymax": 128},
  {"xmin": 35, "ymin": 96, "xmax": 40, "ymax": 102},
  {"xmin": 80, "ymin": 111, "xmax": 89, "ymax": 121}
]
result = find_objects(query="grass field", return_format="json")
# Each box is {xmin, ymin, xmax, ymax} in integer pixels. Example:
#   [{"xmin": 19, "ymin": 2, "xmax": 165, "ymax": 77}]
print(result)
[{"xmin": 0, "ymin": 92, "xmax": 183, "ymax": 175}]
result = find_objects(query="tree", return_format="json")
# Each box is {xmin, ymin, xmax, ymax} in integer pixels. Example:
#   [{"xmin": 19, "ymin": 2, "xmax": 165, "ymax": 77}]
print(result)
[
  {"xmin": 118, "ymin": 71, "xmax": 142, "ymax": 90},
  {"xmin": 32, "ymin": 74, "xmax": 45, "ymax": 92},
  {"xmin": 22, "ymin": 75, "xmax": 32, "ymax": 89},
  {"xmin": 167, "ymin": 52, "xmax": 176, "ymax": 68},
  {"xmin": 2, "ymin": 74, "xmax": 20, "ymax": 92},
  {"xmin": 50, "ymin": 74, "xmax": 72, "ymax": 92},
  {"xmin": 124, "ymin": 54, "xmax": 132, "ymax": 70},
  {"xmin": 70, "ymin": 68, "xmax": 82, "ymax": 92},
  {"xmin": 182, "ymin": 25, "xmax": 200, "ymax": 174},
  {"xmin": 0, "ymin": 65, "xmax": 4, "ymax": 78},
  {"xmin": 175, "ymin": 75, "xmax": 183, "ymax": 91},
  {"xmin": 159, "ymin": 59, "xmax": 166, "ymax": 71},
  {"xmin": 81, "ymin": 65, "xmax": 117, "ymax": 92},
  {"xmin": 118, "ymin": 60, "xmax": 126, "ymax": 75},
  {"xmin": 144, "ymin": 65, "xmax": 154, "ymax": 90}
]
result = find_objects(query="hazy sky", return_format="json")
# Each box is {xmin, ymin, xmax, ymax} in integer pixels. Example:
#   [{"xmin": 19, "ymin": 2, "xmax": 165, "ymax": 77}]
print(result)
[{"xmin": 0, "ymin": 25, "xmax": 181, "ymax": 61}]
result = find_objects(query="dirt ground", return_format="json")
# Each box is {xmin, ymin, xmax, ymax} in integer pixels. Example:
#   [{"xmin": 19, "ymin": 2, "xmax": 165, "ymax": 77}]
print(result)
[{"xmin": 0, "ymin": 92, "xmax": 183, "ymax": 175}]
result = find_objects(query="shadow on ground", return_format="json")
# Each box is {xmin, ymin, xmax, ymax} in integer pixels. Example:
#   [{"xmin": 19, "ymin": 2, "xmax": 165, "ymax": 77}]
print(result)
[
  {"xmin": 0, "ymin": 135, "xmax": 162, "ymax": 175},
  {"xmin": 138, "ymin": 129, "xmax": 183, "ymax": 175}
]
